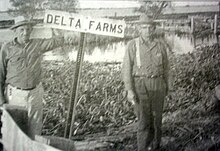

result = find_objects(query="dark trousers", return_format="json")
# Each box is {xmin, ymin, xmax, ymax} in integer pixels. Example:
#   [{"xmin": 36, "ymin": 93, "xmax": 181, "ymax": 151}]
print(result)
[{"xmin": 134, "ymin": 77, "xmax": 166, "ymax": 151}]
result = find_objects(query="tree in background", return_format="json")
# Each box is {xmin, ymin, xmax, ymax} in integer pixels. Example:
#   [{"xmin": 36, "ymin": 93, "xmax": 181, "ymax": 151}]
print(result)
[
  {"xmin": 8, "ymin": 0, "xmax": 78, "ymax": 19},
  {"xmin": 41, "ymin": 0, "xmax": 78, "ymax": 12},
  {"xmin": 8, "ymin": 0, "xmax": 42, "ymax": 19},
  {"xmin": 136, "ymin": 1, "xmax": 169, "ymax": 19}
]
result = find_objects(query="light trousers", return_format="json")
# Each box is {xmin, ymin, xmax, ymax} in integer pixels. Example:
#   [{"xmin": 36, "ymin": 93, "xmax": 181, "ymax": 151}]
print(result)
[
  {"xmin": 134, "ymin": 77, "xmax": 167, "ymax": 151},
  {"xmin": 5, "ymin": 84, "xmax": 44, "ymax": 140}
]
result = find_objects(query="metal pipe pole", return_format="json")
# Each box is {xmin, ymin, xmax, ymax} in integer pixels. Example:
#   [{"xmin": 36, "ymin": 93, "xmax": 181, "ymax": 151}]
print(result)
[{"xmin": 64, "ymin": 33, "xmax": 86, "ymax": 138}]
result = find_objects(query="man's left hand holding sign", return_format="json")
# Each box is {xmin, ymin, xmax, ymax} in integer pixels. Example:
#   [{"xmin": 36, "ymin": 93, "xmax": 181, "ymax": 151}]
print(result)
[{"xmin": 0, "ymin": 17, "xmax": 74, "ymax": 140}]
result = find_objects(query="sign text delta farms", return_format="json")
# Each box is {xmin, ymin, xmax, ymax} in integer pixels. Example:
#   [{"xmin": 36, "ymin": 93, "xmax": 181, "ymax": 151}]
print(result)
[{"xmin": 44, "ymin": 10, "xmax": 126, "ymax": 38}]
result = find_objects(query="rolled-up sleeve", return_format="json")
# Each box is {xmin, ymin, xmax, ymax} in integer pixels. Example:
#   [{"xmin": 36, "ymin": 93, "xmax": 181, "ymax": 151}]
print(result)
[
  {"xmin": 39, "ymin": 36, "xmax": 64, "ymax": 53},
  {"xmin": 122, "ymin": 40, "xmax": 135, "ymax": 91}
]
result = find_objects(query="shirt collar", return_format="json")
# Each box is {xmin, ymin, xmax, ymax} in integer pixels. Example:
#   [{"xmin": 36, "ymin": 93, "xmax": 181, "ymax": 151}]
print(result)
[
  {"xmin": 140, "ymin": 36, "xmax": 149, "ymax": 45},
  {"xmin": 139, "ymin": 36, "xmax": 156, "ymax": 47},
  {"xmin": 12, "ymin": 37, "xmax": 32, "ymax": 47}
]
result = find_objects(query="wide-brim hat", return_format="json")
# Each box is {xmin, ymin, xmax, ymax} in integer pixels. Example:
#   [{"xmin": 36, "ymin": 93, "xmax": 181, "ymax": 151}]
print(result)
[
  {"xmin": 10, "ymin": 18, "xmax": 36, "ymax": 30},
  {"xmin": 136, "ymin": 14, "xmax": 155, "ymax": 25}
]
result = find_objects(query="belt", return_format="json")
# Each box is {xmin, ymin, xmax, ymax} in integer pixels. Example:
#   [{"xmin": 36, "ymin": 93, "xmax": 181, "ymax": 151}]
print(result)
[
  {"xmin": 134, "ymin": 75, "xmax": 163, "ymax": 78},
  {"xmin": 16, "ymin": 86, "xmax": 36, "ymax": 91},
  {"xmin": 9, "ymin": 84, "xmax": 37, "ymax": 91}
]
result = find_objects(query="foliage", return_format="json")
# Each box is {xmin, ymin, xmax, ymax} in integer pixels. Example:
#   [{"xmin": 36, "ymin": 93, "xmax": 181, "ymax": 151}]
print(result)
[
  {"xmin": 41, "ymin": 61, "xmax": 135, "ymax": 136},
  {"xmin": 40, "ymin": 43, "xmax": 220, "ymax": 150},
  {"xmin": 135, "ymin": 1, "xmax": 169, "ymax": 19},
  {"xmin": 162, "ymin": 43, "xmax": 220, "ymax": 150},
  {"xmin": 41, "ymin": 0, "xmax": 78, "ymax": 12},
  {"xmin": 8, "ymin": 0, "xmax": 43, "ymax": 19},
  {"xmin": 8, "ymin": 0, "xmax": 78, "ymax": 19},
  {"xmin": 164, "ymin": 44, "xmax": 220, "ymax": 118}
]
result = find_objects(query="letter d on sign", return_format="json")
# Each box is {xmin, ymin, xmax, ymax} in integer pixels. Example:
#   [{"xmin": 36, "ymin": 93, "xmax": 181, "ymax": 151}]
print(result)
[{"xmin": 46, "ymin": 14, "xmax": 53, "ymax": 23}]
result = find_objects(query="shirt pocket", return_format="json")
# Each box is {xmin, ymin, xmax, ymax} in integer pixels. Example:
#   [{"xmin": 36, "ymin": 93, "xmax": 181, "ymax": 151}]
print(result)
[
  {"xmin": 9, "ymin": 55, "xmax": 24, "ymax": 64},
  {"xmin": 9, "ymin": 54, "xmax": 26, "ymax": 72},
  {"xmin": 153, "ymin": 52, "xmax": 163, "ymax": 67}
]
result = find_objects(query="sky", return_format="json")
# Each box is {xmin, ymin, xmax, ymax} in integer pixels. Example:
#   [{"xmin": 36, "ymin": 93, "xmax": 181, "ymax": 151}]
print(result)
[
  {"xmin": 0, "ymin": 0, "xmax": 219, "ymax": 11},
  {"xmin": 79, "ymin": 1, "xmax": 140, "ymax": 8},
  {"xmin": 0, "ymin": 0, "xmax": 140, "ymax": 11}
]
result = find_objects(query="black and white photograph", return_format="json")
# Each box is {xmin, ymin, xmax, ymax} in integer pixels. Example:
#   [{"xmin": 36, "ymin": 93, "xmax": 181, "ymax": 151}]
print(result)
[{"xmin": 0, "ymin": 0, "xmax": 220, "ymax": 150}]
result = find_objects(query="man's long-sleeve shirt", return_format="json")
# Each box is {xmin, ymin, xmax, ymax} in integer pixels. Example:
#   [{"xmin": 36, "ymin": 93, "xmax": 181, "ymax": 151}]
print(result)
[
  {"xmin": 122, "ymin": 37, "xmax": 169, "ymax": 91},
  {"xmin": 0, "ymin": 37, "xmax": 64, "ymax": 99}
]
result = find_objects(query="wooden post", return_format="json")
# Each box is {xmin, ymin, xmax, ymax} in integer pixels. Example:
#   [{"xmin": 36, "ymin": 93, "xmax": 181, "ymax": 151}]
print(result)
[
  {"xmin": 162, "ymin": 21, "xmax": 165, "ymax": 29},
  {"xmin": 214, "ymin": 14, "xmax": 218, "ymax": 35},
  {"xmin": 211, "ymin": 20, "xmax": 214, "ymax": 30},
  {"xmin": 214, "ymin": 14, "xmax": 218, "ymax": 43},
  {"xmin": 64, "ymin": 33, "xmax": 86, "ymax": 139},
  {"xmin": 191, "ymin": 17, "xmax": 194, "ymax": 34},
  {"xmin": 190, "ymin": 17, "xmax": 196, "ymax": 47},
  {"xmin": 190, "ymin": 34, "xmax": 196, "ymax": 48}
]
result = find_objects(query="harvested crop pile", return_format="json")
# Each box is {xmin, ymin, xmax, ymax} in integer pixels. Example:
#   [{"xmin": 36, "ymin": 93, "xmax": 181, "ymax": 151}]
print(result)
[
  {"xmin": 165, "ymin": 44, "xmax": 220, "ymax": 118},
  {"xmin": 163, "ymin": 44, "xmax": 220, "ymax": 150}
]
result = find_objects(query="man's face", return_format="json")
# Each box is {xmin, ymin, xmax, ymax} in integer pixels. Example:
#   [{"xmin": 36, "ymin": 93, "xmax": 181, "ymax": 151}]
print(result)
[
  {"xmin": 15, "ymin": 25, "xmax": 32, "ymax": 44},
  {"xmin": 139, "ymin": 24, "xmax": 155, "ymax": 40}
]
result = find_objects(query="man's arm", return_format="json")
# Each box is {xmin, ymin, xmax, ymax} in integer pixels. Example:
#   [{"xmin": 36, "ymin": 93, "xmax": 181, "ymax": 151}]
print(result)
[
  {"xmin": 38, "ymin": 29, "xmax": 75, "ymax": 53},
  {"xmin": 122, "ymin": 40, "xmax": 135, "ymax": 91},
  {"xmin": 0, "ymin": 44, "xmax": 7, "ymax": 105},
  {"xmin": 39, "ymin": 35, "xmax": 65, "ymax": 53},
  {"xmin": 122, "ymin": 40, "xmax": 136, "ymax": 104}
]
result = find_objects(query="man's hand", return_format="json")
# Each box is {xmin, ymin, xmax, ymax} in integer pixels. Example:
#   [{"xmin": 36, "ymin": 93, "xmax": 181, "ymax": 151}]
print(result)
[
  {"xmin": 52, "ymin": 29, "xmax": 64, "ymax": 37},
  {"xmin": 127, "ymin": 90, "xmax": 136, "ymax": 105},
  {"xmin": 64, "ymin": 32, "xmax": 78, "ymax": 45},
  {"xmin": 64, "ymin": 34, "xmax": 75, "ymax": 45},
  {"xmin": 52, "ymin": 29, "xmax": 76, "ymax": 45}
]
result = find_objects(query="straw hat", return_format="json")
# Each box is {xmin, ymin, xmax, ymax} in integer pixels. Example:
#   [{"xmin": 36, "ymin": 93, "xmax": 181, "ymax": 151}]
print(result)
[{"xmin": 10, "ymin": 16, "xmax": 36, "ymax": 30}]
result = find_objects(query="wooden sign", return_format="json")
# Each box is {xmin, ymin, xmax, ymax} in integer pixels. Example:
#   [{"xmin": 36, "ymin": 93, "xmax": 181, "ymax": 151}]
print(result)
[{"xmin": 44, "ymin": 10, "xmax": 126, "ymax": 38}]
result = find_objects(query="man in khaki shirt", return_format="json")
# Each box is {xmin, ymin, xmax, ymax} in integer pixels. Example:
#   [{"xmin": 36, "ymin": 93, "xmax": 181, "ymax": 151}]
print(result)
[
  {"xmin": 122, "ymin": 14, "xmax": 169, "ymax": 151},
  {"xmin": 0, "ymin": 19, "xmax": 71, "ymax": 139}
]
